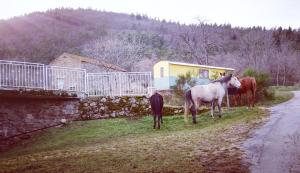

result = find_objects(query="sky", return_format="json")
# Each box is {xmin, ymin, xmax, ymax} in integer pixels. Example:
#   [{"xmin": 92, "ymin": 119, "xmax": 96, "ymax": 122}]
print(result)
[{"xmin": 1, "ymin": 0, "xmax": 299, "ymax": 29}]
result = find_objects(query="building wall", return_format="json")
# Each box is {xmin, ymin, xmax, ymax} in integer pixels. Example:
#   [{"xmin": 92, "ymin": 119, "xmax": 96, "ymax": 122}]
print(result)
[
  {"xmin": 153, "ymin": 61, "xmax": 234, "ymax": 90},
  {"xmin": 169, "ymin": 64, "xmax": 229, "ymax": 80},
  {"xmin": 50, "ymin": 55, "xmax": 121, "ymax": 73},
  {"xmin": 169, "ymin": 64, "xmax": 200, "ymax": 77},
  {"xmin": 153, "ymin": 61, "xmax": 170, "ymax": 90},
  {"xmin": 49, "ymin": 56, "xmax": 81, "ymax": 68},
  {"xmin": 48, "ymin": 56, "xmax": 84, "ymax": 91},
  {"xmin": 81, "ymin": 62, "xmax": 115, "ymax": 73},
  {"xmin": 154, "ymin": 77, "xmax": 171, "ymax": 90},
  {"xmin": 153, "ymin": 61, "xmax": 170, "ymax": 78}
]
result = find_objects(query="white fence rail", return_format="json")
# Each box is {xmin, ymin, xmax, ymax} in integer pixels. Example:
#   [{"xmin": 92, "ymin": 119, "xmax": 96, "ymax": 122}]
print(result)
[
  {"xmin": 87, "ymin": 72, "xmax": 153, "ymax": 96},
  {"xmin": 0, "ymin": 60, "xmax": 86, "ymax": 92},
  {"xmin": 0, "ymin": 60, "xmax": 45, "ymax": 89},
  {"xmin": 0, "ymin": 60, "xmax": 153, "ymax": 96},
  {"xmin": 46, "ymin": 66, "xmax": 86, "ymax": 92}
]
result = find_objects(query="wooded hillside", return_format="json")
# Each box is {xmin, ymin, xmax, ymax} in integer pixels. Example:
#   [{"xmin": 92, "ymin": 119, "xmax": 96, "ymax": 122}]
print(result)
[{"xmin": 0, "ymin": 8, "xmax": 300, "ymax": 85}]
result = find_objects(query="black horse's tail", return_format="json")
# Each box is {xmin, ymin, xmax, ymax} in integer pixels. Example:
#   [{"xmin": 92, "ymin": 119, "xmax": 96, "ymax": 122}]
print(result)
[{"xmin": 184, "ymin": 90, "xmax": 194, "ymax": 123}]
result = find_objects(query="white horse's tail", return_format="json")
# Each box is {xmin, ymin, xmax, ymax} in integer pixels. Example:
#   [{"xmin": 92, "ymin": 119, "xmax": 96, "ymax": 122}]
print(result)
[{"xmin": 184, "ymin": 90, "xmax": 194, "ymax": 123}]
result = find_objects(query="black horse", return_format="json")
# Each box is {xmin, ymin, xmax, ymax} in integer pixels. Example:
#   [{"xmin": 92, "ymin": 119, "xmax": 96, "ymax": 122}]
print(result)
[{"xmin": 149, "ymin": 92, "xmax": 164, "ymax": 129}]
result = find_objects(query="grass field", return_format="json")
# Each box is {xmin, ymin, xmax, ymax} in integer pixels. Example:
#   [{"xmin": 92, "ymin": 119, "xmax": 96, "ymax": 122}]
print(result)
[
  {"xmin": 0, "ymin": 90, "xmax": 293, "ymax": 173},
  {"xmin": 256, "ymin": 89, "xmax": 294, "ymax": 106},
  {"xmin": 270, "ymin": 85, "xmax": 300, "ymax": 91}
]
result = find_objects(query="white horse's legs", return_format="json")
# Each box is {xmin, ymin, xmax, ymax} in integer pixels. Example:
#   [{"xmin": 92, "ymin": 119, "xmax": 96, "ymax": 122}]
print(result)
[
  {"xmin": 218, "ymin": 98, "xmax": 222, "ymax": 117},
  {"xmin": 184, "ymin": 101, "xmax": 190, "ymax": 123},
  {"xmin": 191, "ymin": 101, "xmax": 198, "ymax": 124},
  {"xmin": 211, "ymin": 101, "xmax": 215, "ymax": 119}
]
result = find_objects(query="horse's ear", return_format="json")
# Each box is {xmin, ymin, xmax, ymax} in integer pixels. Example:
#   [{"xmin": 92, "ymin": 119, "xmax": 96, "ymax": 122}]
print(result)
[{"xmin": 234, "ymin": 70, "xmax": 241, "ymax": 77}]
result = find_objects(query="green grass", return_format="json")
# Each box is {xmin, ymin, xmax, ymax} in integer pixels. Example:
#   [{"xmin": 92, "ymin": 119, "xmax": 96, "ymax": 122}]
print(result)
[
  {"xmin": 1, "ymin": 108, "xmax": 265, "ymax": 173},
  {"xmin": 257, "ymin": 89, "xmax": 294, "ymax": 107},
  {"xmin": 0, "ymin": 89, "xmax": 293, "ymax": 173},
  {"xmin": 270, "ymin": 85, "xmax": 300, "ymax": 91},
  {"xmin": 1, "ymin": 108, "xmax": 254, "ymax": 157}
]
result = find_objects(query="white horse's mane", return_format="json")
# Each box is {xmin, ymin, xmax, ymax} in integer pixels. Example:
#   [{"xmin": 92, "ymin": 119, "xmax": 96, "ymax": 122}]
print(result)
[{"xmin": 212, "ymin": 74, "xmax": 232, "ymax": 84}]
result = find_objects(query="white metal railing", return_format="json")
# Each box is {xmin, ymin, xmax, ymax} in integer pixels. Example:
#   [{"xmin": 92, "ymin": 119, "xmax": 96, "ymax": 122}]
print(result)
[
  {"xmin": 46, "ymin": 66, "xmax": 86, "ymax": 92},
  {"xmin": 0, "ymin": 60, "xmax": 45, "ymax": 89},
  {"xmin": 0, "ymin": 60, "xmax": 153, "ymax": 96},
  {"xmin": 0, "ymin": 60, "xmax": 86, "ymax": 92},
  {"xmin": 87, "ymin": 72, "xmax": 153, "ymax": 96}
]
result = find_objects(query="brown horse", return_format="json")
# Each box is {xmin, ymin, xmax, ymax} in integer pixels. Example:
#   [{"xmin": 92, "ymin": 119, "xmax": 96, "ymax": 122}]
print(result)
[{"xmin": 228, "ymin": 77, "xmax": 257, "ymax": 108}]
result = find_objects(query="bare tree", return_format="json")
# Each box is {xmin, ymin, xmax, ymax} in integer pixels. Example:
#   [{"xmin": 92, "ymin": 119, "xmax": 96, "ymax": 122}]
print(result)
[
  {"xmin": 178, "ymin": 19, "xmax": 219, "ymax": 65},
  {"xmin": 81, "ymin": 32, "xmax": 149, "ymax": 71}
]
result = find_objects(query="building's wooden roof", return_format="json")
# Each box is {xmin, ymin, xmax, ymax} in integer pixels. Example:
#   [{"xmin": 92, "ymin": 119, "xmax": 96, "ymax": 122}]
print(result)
[{"xmin": 54, "ymin": 53, "xmax": 127, "ymax": 72}]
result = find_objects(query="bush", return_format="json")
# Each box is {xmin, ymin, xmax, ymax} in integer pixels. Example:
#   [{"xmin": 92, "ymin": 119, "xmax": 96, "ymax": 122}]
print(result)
[
  {"xmin": 171, "ymin": 72, "xmax": 196, "ymax": 97},
  {"xmin": 263, "ymin": 88, "xmax": 275, "ymax": 100},
  {"xmin": 169, "ymin": 72, "xmax": 196, "ymax": 105}
]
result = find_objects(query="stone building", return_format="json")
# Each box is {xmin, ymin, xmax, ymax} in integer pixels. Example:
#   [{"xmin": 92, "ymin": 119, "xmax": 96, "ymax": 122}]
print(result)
[
  {"xmin": 47, "ymin": 53, "xmax": 127, "ymax": 91},
  {"xmin": 49, "ymin": 53, "xmax": 127, "ymax": 73}
]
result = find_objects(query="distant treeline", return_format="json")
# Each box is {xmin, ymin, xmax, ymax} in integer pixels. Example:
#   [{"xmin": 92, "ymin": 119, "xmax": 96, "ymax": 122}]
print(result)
[{"xmin": 0, "ymin": 8, "xmax": 300, "ymax": 85}]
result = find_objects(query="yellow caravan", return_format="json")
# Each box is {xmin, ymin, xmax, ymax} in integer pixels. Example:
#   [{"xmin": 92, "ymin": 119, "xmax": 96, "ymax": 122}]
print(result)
[{"xmin": 153, "ymin": 61, "xmax": 235, "ymax": 90}]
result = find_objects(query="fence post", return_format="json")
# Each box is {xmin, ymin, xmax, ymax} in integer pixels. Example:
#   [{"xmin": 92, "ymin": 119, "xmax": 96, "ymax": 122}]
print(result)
[
  {"xmin": 43, "ymin": 65, "xmax": 46, "ymax": 90},
  {"xmin": 84, "ymin": 70, "xmax": 87, "ymax": 95},
  {"xmin": 119, "ymin": 73, "xmax": 122, "ymax": 96}
]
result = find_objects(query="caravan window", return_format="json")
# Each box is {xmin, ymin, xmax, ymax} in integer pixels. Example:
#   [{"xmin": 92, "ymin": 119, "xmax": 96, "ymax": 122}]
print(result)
[{"xmin": 199, "ymin": 69, "xmax": 209, "ymax": 78}]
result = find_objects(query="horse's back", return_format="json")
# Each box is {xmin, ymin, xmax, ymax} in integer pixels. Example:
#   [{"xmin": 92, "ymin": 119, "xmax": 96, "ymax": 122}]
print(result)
[
  {"xmin": 150, "ymin": 93, "xmax": 164, "ymax": 114},
  {"xmin": 190, "ymin": 83, "xmax": 223, "ymax": 101},
  {"xmin": 240, "ymin": 77, "xmax": 257, "ymax": 92}
]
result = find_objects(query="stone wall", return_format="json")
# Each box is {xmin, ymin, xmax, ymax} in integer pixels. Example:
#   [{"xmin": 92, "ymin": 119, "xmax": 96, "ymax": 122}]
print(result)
[
  {"xmin": 0, "ymin": 94, "xmax": 184, "ymax": 139},
  {"xmin": 78, "ymin": 96, "xmax": 184, "ymax": 120},
  {"xmin": 0, "ymin": 91, "xmax": 183, "ymax": 150},
  {"xmin": 0, "ymin": 97, "xmax": 80, "ymax": 140}
]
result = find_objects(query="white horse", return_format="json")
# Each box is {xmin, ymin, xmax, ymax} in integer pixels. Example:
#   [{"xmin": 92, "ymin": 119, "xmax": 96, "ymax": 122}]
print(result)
[{"xmin": 184, "ymin": 74, "xmax": 241, "ymax": 124}]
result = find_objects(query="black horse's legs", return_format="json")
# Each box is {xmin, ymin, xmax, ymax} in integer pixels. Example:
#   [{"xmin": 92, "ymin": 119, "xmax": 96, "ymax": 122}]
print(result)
[
  {"xmin": 157, "ymin": 114, "xmax": 161, "ymax": 129},
  {"xmin": 160, "ymin": 114, "xmax": 163, "ymax": 124},
  {"xmin": 153, "ymin": 115, "xmax": 157, "ymax": 129},
  {"xmin": 190, "ymin": 105, "xmax": 197, "ymax": 124}
]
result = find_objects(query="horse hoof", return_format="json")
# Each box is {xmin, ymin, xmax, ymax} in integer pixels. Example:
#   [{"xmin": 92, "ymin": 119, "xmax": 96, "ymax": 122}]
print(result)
[{"xmin": 193, "ymin": 121, "xmax": 197, "ymax": 124}]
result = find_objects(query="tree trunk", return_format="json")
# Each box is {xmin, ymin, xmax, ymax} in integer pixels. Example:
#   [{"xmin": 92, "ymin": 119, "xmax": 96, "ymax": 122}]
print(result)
[
  {"xmin": 283, "ymin": 64, "xmax": 286, "ymax": 86},
  {"xmin": 276, "ymin": 64, "xmax": 279, "ymax": 86}
]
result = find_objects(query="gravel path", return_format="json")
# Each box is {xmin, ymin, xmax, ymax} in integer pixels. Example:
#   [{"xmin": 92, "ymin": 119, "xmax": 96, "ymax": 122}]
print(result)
[{"xmin": 244, "ymin": 91, "xmax": 300, "ymax": 173}]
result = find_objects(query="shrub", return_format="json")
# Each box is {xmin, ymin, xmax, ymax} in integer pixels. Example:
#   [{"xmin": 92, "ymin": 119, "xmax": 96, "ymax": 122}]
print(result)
[
  {"xmin": 169, "ymin": 72, "xmax": 196, "ymax": 105},
  {"xmin": 171, "ymin": 72, "xmax": 196, "ymax": 97}
]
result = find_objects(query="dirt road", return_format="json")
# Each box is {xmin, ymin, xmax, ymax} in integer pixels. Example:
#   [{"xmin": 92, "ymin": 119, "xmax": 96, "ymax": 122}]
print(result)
[{"xmin": 244, "ymin": 91, "xmax": 300, "ymax": 173}]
